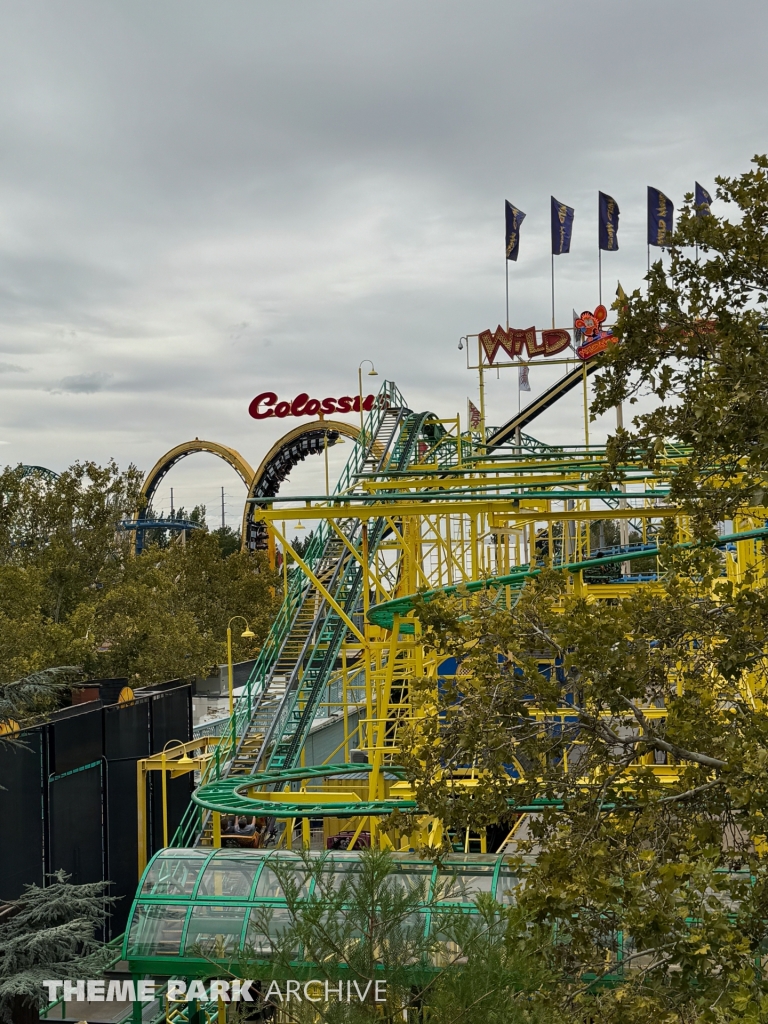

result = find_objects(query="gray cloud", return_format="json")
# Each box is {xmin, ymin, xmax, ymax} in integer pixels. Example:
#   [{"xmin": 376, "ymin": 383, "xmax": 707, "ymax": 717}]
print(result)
[
  {"xmin": 0, "ymin": 362, "xmax": 27, "ymax": 372},
  {"xmin": 56, "ymin": 371, "xmax": 112, "ymax": 394},
  {"xmin": 0, "ymin": 0, "xmax": 765, "ymax": 517}
]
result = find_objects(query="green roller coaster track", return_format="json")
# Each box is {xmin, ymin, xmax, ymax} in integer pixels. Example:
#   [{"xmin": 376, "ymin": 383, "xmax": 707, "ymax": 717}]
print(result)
[{"xmin": 366, "ymin": 525, "xmax": 768, "ymax": 631}]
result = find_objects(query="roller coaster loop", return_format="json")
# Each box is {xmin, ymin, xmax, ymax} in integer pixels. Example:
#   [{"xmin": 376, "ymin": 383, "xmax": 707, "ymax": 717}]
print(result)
[
  {"xmin": 132, "ymin": 423, "xmax": 363, "ymax": 555},
  {"xmin": 19, "ymin": 464, "xmax": 59, "ymax": 481},
  {"xmin": 241, "ymin": 419, "xmax": 362, "ymax": 552},
  {"xmin": 138, "ymin": 438, "xmax": 256, "ymax": 512},
  {"xmin": 366, "ymin": 524, "xmax": 768, "ymax": 631}
]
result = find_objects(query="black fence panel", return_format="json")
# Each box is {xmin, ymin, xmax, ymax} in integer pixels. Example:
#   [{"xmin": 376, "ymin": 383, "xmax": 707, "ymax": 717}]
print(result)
[
  {"xmin": 103, "ymin": 699, "xmax": 151, "ymax": 938},
  {"xmin": 104, "ymin": 698, "xmax": 150, "ymax": 761},
  {"xmin": 48, "ymin": 763, "xmax": 103, "ymax": 885},
  {"xmin": 0, "ymin": 728, "xmax": 45, "ymax": 900},
  {"xmin": 146, "ymin": 687, "xmax": 193, "ymax": 856},
  {"xmin": 104, "ymin": 759, "xmax": 140, "ymax": 939},
  {"xmin": 48, "ymin": 704, "xmax": 102, "ymax": 775},
  {"xmin": 149, "ymin": 686, "xmax": 192, "ymax": 753},
  {"xmin": 5, "ymin": 684, "xmax": 195, "ymax": 919}
]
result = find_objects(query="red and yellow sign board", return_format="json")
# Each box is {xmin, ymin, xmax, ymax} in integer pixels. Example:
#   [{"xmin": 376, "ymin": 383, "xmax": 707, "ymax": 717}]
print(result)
[
  {"xmin": 576, "ymin": 334, "xmax": 615, "ymax": 360},
  {"xmin": 479, "ymin": 306, "xmax": 618, "ymax": 365},
  {"xmin": 574, "ymin": 305, "xmax": 617, "ymax": 360},
  {"xmin": 478, "ymin": 326, "xmax": 571, "ymax": 364}
]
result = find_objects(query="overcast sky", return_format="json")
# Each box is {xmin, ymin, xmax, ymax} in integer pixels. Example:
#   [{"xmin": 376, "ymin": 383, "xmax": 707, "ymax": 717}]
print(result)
[{"xmin": 0, "ymin": 1, "xmax": 766, "ymax": 525}]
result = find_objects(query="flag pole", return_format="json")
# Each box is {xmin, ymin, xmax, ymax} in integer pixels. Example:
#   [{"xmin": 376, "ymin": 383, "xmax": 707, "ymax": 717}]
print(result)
[
  {"xmin": 477, "ymin": 337, "xmax": 486, "ymax": 452},
  {"xmin": 598, "ymin": 192, "xmax": 602, "ymax": 306},
  {"xmin": 551, "ymin": 252, "xmax": 555, "ymax": 329},
  {"xmin": 598, "ymin": 248, "xmax": 602, "ymax": 306},
  {"xmin": 505, "ymin": 257, "xmax": 509, "ymax": 331}
]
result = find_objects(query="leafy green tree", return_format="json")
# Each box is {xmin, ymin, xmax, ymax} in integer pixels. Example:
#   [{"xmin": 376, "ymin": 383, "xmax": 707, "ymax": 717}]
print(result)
[
  {"xmin": 212, "ymin": 525, "xmax": 241, "ymax": 558},
  {"xmin": 0, "ymin": 461, "xmax": 144, "ymax": 623},
  {"xmin": 291, "ymin": 529, "xmax": 316, "ymax": 561},
  {"xmin": 593, "ymin": 154, "xmax": 768, "ymax": 529},
  {"xmin": 0, "ymin": 872, "xmax": 113, "ymax": 1024},
  {"xmin": 404, "ymin": 566, "xmax": 768, "ymax": 1022},
  {"xmin": 0, "ymin": 461, "xmax": 279, "ymax": 692},
  {"xmin": 232, "ymin": 848, "xmax": 559, "ymax": 1024}
]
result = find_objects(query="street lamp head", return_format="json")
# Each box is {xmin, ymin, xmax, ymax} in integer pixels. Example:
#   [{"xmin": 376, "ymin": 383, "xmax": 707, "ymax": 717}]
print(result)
[
  {"xmin": 368, "ymin": 368, "xmax": 378, "ymax": 376},
  {"xmin": 174, "ymin": 752, "xmax": 197, "ymax": 770},
  {"xmin": 240, "ymin": 627, "xmax": 256, "ymax": 639},
  {"xmin": 295, "ymin": 520, "xmax": 305, "ymax": 530}
]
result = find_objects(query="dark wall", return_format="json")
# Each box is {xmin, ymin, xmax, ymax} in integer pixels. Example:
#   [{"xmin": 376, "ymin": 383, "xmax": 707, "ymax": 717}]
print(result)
[
  {"xmin": 104, "ymin": 700, "xmax": 151, "ymax": 936},
  {"xmin": 0, "ymin": 730, "xmax": 45, "ymax": 900},
  {"xmin": 48, "ymin": 704, "xmax": 103, "ymax": 775},
  {"xmin": 48, "ymin": 763, "xmax": 103, "ymax": 884},
  {"xmin": 150, "ymin": 687, "xmax": 192, "ymax": 751},
  {"xmin": 149, "ymin": 688, "xmax": 194, "ymax": 856},
  {"xmin": 0, "ymin": 684, "xmax": 192, "ymax": 940}
]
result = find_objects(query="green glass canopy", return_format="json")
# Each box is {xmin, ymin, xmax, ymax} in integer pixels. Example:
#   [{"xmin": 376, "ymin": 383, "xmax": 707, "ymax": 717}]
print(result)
[{"xmin": 122, "ymin": 848, "xmax": 516, "ymax": 977}]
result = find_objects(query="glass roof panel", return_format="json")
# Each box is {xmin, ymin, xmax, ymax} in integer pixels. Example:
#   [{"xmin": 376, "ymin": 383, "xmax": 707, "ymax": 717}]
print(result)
[
  {"xmin": 254, "ymin": 855, "xmax": 311, "ymax": 900},
  {"xmin": 428, "ymin": 915, "xmax": 467, "ymax": 968},
  {"xmin": 183, "ymin": 905, "xmax": 247, "ymax": 957},
  {"xmin": 127, "ymin": 904, "xmax": 188, "ymax": 957},
  {"xmin": 494, "ymin": 868, "xmax": 518, "ymax": 904},
  {"xmin": 435, "ymin": 860, "xmax": 496, "ymax": 903},
  {"xmin": 245, "ymin": 905, "xmax": 299, "ymax": 956},
  {"xmin": 316, "ymin": 855, "xmax": 366, "ymax": 893},
  {"xmin": 428, "ymin": 908, "xmax": 501, "ymax": 966},
  {"xmin": 388, "ymin": 862, "xmax": 435, "ymax": 898},
  {"xmin": 197, "ymin": 855, "xmax": 263, "ymax": 899},
  {"xmin": 142, "ymin": 851, "xmax": 209, "ymax": 896}
]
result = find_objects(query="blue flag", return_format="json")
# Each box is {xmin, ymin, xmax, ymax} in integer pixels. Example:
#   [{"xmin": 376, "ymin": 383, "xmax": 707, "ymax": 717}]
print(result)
[
  {"xmin": 648, "ymin": 186, "xmax": 674, "ymax": 246},
  {"xmin": 505, "ymin": 201, "xmax": 526, "ymax": 262},
  {"xmin": 551, "ymin": 197, "xmax": 574, "ymax": 255},
  {"xmin": 598, "ymin": 192, "xmax": 620, "ymax": 251},
  {"xmin": 695, "ymin": 181, "xmax": 712, "ymax": 217}
]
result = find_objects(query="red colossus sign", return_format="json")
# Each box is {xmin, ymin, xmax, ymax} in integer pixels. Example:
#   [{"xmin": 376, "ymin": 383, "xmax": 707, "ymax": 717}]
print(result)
[{"xmin": 249, "ymin": 392, "xmax": 379, "ymax": 420}]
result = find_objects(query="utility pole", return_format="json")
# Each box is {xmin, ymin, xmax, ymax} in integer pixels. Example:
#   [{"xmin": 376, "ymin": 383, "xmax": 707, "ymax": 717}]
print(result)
[
  {"xmin": 170, "ymin": 487, "xmax": 174, "ymax": 519},
  {"xmin": 221, "ymin": 487, "xmax": 225, "ymax": 531}
]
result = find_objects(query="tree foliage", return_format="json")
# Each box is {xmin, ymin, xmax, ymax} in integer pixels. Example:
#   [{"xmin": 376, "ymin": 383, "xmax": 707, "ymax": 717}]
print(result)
[
  {"xmin": 0, "ymin": 667, "xmax": 82, "ymax": 736},
  {"xmin": 0, "ymin": 461, "xmax": 279, "ymax": 696},
  {"xmin": 0, "ymin": 872, "xmax": 112, "ymax": 1024},
  {"xmin": 404, "ymin": 562, "xmax": 768, "ymax": 1021},
  {"xmin": 593, "ymin": 154, "xmax": 768, "ymax": 527}
]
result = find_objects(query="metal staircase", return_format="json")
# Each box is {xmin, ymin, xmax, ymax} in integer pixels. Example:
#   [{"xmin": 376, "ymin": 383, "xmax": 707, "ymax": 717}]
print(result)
[
  {"xmin": 237, "ymin": 407, "xmax": 434, "ymax": 774},
  {"xmin": 258, "ymin": 411, "xmax": 431, "ymax": 775}
]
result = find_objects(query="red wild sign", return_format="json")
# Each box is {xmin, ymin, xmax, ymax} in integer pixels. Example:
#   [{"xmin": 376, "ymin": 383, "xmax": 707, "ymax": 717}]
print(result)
[{"xmin": 478, "ymin": 326, "xmax": 571, "ymax": 364}]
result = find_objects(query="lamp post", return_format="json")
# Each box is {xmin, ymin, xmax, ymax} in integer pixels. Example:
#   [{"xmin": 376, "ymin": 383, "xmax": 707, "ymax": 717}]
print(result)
[
  {"xmin": 357, "ymin": 359, "xmax": 378, "ymax": 440},
  {"xmin": 227, "ymin": 616, "xmax": 256, "ymax": 718},
  {"xmin": 324, "ymin": 432, "xmax": 344, "ymax": 496}
]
